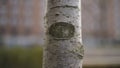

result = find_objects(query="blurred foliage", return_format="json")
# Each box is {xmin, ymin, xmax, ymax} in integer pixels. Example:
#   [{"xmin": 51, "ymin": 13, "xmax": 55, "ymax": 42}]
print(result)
[{"xmin": 0, "ymin": 46, "xmax": 43, "ymax": 68}]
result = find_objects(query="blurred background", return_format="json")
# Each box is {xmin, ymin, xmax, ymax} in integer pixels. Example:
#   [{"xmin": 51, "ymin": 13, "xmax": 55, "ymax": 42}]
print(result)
[
  {"xmin": 82, "ymin": 0, "xmax": 120, "ymax": 68},
  {"xmin": 0, "ymin": 0, "xmax": 120, "ymax": 68}
]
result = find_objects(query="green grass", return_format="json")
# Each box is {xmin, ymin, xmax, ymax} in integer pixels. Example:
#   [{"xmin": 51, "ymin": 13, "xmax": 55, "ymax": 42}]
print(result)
[{"xmin": 0, "ymin": 46, "xmax": 43, "ymax": 68}]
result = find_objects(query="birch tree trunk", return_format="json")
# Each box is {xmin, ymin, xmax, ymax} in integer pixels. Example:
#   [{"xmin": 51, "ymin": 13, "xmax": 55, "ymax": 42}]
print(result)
[{"xmin": 43, "ymin": 0, "xmax": 84, "ymax": 68}]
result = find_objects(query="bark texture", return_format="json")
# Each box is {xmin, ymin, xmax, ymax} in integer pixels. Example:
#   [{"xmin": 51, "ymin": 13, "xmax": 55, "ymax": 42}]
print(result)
[{"xmin": 43, "ymin": 0, "xmax": 84, "ymax": 68}]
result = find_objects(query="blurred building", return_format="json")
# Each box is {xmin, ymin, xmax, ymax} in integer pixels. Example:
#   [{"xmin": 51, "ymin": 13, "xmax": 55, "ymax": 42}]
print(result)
[
  {"xmin": 0, "ymin": 0, "xmax": 45, "ymax": 46},
  {"xmin": 82, "ymin": 0, "xmax": 120, "ymax": 47},
  {"xmin": 82, "ymin": 0, "xmax": 120, "ymax": 67}
]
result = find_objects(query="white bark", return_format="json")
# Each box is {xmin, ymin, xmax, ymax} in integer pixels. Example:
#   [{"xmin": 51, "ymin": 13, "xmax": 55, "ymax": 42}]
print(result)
[{"xmin": 43, "ymin": 0, "xmax": 84, "ymax": 68}]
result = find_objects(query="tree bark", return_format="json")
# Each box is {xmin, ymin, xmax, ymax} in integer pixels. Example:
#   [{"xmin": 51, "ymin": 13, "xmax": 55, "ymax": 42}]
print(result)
[{"xmin": 43, "ymin": 0, "xmax": 84, "ymax": 68}]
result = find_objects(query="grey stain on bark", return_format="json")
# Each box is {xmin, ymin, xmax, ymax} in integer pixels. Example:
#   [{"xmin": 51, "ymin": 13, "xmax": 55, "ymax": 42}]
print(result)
[{"xmin": 48, "ymin": 22, "xmax": 75, "ymax": 40}]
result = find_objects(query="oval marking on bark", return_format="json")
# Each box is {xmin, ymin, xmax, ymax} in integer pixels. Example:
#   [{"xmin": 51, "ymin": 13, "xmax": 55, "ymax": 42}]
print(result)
[{"xmin": 48, "ymin": 22, "xmax": 75, "ymax": 40}]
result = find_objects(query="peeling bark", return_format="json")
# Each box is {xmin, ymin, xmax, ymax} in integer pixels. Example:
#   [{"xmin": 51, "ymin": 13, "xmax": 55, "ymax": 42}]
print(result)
[{"xmin": 43, "ymin": 0, "xmax": 84, "ymax": 68}]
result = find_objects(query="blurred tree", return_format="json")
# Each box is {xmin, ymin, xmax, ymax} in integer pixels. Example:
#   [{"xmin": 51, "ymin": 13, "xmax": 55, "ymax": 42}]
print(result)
[
  {"xmin": 0, "ymin": 0, "xmax": 8, "ymax": 5},
  {"xmin": 0, "ymin": 26, "xmax": 4, "ymax": 46},
  {"xmin": 0, "ymin": 34, "xmax": 3, "ymax": 46},
  {"xmin": 43, "ymin": 0, "xmax": 84, "ymax": 68}
]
